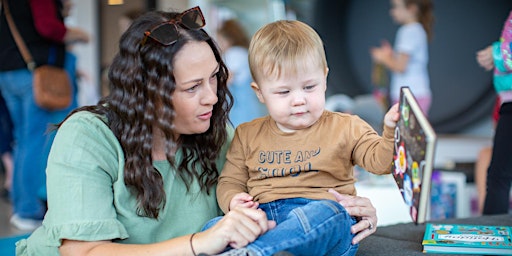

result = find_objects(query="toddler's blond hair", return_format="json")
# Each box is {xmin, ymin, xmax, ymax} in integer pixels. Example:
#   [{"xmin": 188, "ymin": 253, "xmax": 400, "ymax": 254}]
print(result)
[{"xmin": 248, "ymin": 20, "xmax": 327, "ymax": 83}]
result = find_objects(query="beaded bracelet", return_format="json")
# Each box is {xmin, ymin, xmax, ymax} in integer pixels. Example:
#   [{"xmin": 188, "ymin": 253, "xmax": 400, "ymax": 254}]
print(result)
[{"xmin": 190, "ymin": 233, "xmax": 197, "ymax": 256}]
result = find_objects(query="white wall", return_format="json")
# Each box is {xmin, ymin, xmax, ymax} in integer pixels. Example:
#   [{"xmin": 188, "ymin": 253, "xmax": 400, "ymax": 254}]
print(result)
[{"xmin": 66, "ymin": 0, "xmax": 100, "ymax": 105}]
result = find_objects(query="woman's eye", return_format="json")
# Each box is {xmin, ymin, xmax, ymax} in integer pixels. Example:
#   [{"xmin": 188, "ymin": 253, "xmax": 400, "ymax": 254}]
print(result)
[{"xmin": 186, "ymin": 84, "xmax": 199, "ymax": 92}]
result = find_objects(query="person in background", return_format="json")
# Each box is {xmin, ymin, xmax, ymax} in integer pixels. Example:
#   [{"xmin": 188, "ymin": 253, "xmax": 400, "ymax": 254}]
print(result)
[
  {"xmin": 473, "ymin": 97, "xmax": 500, "ymax": 214},
  {"xmin": 0, "ymin": 91, "xmax": 14, "ymax": 200},
  {"xmin": 29, "ymin": 0, "xmax": 93, "ymax": 204},
  {"xmin": 16, "ymin": 7, "xmax": 380, "ymax": 256},
  {"xmin": 118, "ymin": 8, "xmax": 145, "ymax": 35},
  {"xmin": 207, "ymin": 20, "xmax": 399, "ymax": 255},
  {"xmin": 60, "ymin": 0, "xmax": 95, "ymax": 107},
  {"xmin": 101, "ymin": 8, "xmax": 144, "ymax": 97},
  {"xmin": 371, "ymin": 0, "xmax": 434, "ymax": 116},
  {"xmin": 0, "ymin": 0, "xmax": 89, "ymax": 231},
  {"xmin": 216, "ymin": 19, "xmax": 266, "ymax": 128},
  {"xmin": 476, "ymin": 10, "xmax": 512, "ymax": 215}
]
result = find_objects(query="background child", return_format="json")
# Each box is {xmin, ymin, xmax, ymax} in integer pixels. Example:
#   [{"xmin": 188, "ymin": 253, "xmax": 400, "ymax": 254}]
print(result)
[
  {"xmin": 212, "ymin": 20, "xmax": 400, "ymax": 256},
  {"xmin": 371, "ymin": 0, "xmax": 434, "ymax": 116},
  {"xmin": 216, "ymin": 19, "xmax": 266, "ymax": 127},
  {"xmin": 476, "ymin": 10, "xmax": 512, "ymax": 215}
]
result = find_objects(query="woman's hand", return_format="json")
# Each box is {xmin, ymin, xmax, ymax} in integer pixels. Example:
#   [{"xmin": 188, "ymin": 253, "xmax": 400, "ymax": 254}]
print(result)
[
  {"xmin": 60, "ymin": 207, "xmax": 276, "ymax": 256},
  {"xmin": 329, "ymin": 189, "xmax": 377, "ymax": 244},
  {"xmin": 196, "ymin": 207, "xmax": 276, "ymax": 254}
]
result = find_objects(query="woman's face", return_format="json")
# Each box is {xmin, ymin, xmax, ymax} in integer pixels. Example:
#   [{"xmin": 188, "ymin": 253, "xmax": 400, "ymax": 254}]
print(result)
[{"xmin": 171, "ymin": 41, "xmax": 220, "ymax": 136}]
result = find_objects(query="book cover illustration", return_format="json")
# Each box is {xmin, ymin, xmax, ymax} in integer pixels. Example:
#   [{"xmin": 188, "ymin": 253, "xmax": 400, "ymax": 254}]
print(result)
[
  {"xmin": 429, "ymin": 171, "xmax": 457, "ymax": 220},
  {"xmin": 391, "ymin": 87, "xmax": 436, "ymax": 224},
  {"xmin": 422, "ymin": 223, "xmax": 512, "ymax": 255}
]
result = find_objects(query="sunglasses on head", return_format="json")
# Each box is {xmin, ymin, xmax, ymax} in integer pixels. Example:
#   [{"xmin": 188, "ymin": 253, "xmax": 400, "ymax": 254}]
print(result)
[{"xmin": 141, "ymin": 6, "xmax": 206, "ymax": 46}]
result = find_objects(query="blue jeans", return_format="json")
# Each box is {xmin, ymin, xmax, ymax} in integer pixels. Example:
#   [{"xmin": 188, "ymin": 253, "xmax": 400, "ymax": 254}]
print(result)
[
  {"xmin": 204, "ymin": 198, "xmax": 358, "ymax": 256},
  {"xmin": 0, "ymin": 68, "xmax": 75, "ymax": 219},
  {"xmin": 0, "ymin": 90, "xmax": 13, "ymax": 154}
]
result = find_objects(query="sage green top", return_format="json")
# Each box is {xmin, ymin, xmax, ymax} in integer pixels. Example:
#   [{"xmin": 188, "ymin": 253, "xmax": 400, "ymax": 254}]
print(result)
[{"xmin": 16, "ymin": 111, "xmax": 232, "ymax": 256}]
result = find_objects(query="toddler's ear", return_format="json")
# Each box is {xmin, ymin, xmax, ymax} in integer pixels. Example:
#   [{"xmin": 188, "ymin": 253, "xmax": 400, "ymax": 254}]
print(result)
[{"xmin": 251, "ymin": 82, "xmax": 265, "ymax": 103}]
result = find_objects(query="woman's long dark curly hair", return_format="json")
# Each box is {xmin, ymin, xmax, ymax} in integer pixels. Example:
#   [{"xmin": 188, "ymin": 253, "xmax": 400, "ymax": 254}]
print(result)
[{"xmin": 58, "ymin": 10, "xmax": 232, "ymax": 219}]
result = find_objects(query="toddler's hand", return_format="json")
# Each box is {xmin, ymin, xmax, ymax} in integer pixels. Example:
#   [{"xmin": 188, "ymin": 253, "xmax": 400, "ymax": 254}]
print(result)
[
  {"xmin": 383, "ymin": 103, "xmax": 400, "ymax": 128},
  {"xmin": 230, "ymin": 192, "xmax": 259, "ymax": 211}
]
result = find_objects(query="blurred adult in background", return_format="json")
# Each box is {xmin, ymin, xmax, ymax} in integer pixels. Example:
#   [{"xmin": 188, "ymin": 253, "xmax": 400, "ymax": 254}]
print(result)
[
  {"xmin": 0, "ymin": 0, "xmax": 89, "ymax": 231},
  {"xmin": 60, "ymin": 0, "xmax": 98, "ymax": 107},
  {"xmin": 216, "ymin": 19, "xmax": 266, "ymax": 128},
  {"xmin": 118, "ymin": 8, "xmax": 145, "ymax": 35},
  {"xmin": 473, "ymin": 97, "xmax": 500, "ymax": 214},
  {"xmin": 101, "ymin": 8, "xmax": 144, "ymax": 97},
  {"xmin": 0, "ymin": 91, "xmax": 14, "ymax": 200},
  {"xmin": 476, "ymin": 10, "xmax": 512, "ymax": 215}
]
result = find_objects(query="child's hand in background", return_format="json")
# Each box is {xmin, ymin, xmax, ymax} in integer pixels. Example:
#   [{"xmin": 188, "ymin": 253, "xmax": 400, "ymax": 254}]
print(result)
[
  {"xmin": 371, "ymin": 40, "xmax": 393, "ymax": 64},
  {"xmin": 476, "ymin": 45, "xmax": 494, "ymax": 71}
]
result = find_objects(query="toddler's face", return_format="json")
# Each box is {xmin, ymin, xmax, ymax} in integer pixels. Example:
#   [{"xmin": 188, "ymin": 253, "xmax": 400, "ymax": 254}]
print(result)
[{"xmin": 253, "ymin": 63, "xmax": 327, "ymax": 133}]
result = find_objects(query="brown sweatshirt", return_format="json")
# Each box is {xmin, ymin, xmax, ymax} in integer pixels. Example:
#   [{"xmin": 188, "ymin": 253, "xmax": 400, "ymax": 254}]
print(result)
[{"xmin": 217, "ymin": 110, "xmax": 394, "ymax": 213}]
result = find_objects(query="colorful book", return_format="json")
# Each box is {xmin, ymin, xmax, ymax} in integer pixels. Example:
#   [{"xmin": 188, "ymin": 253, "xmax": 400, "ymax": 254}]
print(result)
[
  {"xmin": 391, "ymin": 86, "xmax": 437, "ymax": 224},
  {"xmin": 422, "ymin": 223, "xmax": 512, "ymax": 255}
]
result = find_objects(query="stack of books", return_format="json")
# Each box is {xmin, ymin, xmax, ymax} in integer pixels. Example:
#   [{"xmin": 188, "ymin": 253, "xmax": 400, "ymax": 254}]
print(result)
[{"xmin": 422, "ymin": 223, "xmax": 512, "ymax": 255}]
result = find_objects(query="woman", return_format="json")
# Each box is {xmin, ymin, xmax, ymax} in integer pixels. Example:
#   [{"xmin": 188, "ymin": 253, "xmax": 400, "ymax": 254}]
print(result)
[{"xmin": 17, "ymin": 7, "xmax": 378, "ymax": 255}]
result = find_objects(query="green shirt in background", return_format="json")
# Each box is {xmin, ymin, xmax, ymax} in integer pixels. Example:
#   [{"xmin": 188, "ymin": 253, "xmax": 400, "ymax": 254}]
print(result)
[{"xmin": 17, "ymin": 111, "xmax": 232, "ymax": 255}]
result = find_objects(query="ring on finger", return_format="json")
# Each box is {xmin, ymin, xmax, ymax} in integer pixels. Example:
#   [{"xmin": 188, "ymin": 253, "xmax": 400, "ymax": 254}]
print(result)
[{"xmin": 366, "ymin": 219, "xmax": 374, "ymax": 230}]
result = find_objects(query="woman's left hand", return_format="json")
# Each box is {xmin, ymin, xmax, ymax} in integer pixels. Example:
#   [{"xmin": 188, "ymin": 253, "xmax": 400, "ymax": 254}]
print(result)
[{"xmin": 328, "ymin": 189, "xmax": 377, "ymax": 244}]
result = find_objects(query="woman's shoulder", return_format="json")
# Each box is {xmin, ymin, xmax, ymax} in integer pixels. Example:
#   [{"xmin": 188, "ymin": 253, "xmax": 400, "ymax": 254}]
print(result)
[
  {"xmin": 58, "ymin": 111, "xmax": 114, "ymax": 142},
  {"xmin": 64, "ymin": 111, "xmax": 108, "ymax": 128}
]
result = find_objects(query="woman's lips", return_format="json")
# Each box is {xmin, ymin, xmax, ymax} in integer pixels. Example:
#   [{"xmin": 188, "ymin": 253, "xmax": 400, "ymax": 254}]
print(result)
[{"xmin": 198, "ymin": 111, "xmax": 213, "ymax": 120}]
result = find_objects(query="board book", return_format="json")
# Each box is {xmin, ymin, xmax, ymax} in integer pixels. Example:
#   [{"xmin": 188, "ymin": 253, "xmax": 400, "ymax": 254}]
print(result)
[
  {"xmin": 391, "ymin": 86, "xmax": 437, "ymax": 224},
  {"xmin": 422, "ymin": 223, "xmax": 512, "ymax": 255}
]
